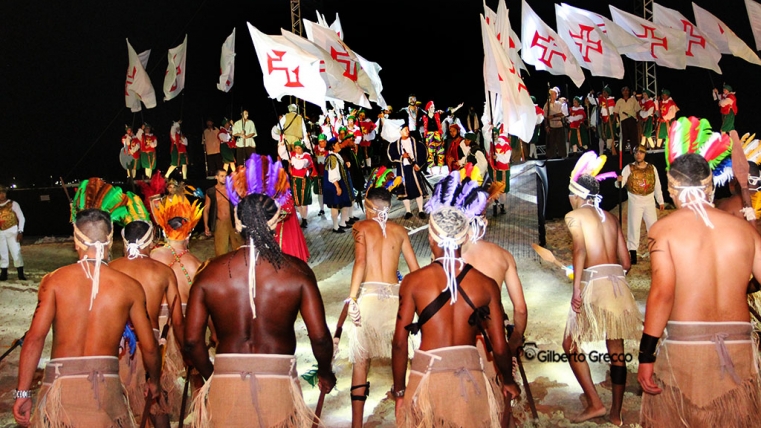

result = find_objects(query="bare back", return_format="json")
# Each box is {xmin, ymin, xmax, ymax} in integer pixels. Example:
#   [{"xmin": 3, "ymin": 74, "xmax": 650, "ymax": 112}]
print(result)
[
  {"xmin": 110, "ymin": 256, "xmax": 177, "ymax": 329},
  {"xmin": 649, "ymin": 207, "xmax": 761, "ymax": 322},
  {"xmin": 353, "ymin": 220, "xmax": 417, "ymax": 284},
  {"xmin": 462, "ymin": 240, "xmax": 512, "ymax": 288},
  {"xmin": 403, "ymin": 263, "xmax": 502, "ymax": 351},
  {"xmin": 151, "ymin": 244, "xmax": 201, "ymax": 301},
  {"xmin": 187, "ymin": 249, "xmax": 329, "ymax": 355},
  {"xmin": 566, "ymin": 206, "xmax": 629, "ymax": 268},
  {"xmin": 43, "ymin": 263, "xmax": 148, "ymax": 358}
]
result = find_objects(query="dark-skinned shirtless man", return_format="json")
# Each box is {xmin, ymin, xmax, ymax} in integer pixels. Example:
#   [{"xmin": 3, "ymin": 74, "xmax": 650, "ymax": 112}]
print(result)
[
  {"xmin": 184, "ymin": 193, "xmax": 335, "ymax": 427},
  {"xmin": 564, "ymin": 169, "xmax": 639, "ymax": 426},
  {"xmin": 346, "ymin": 184, "xmax": 419, "ymax": 427},
  {"xmin": 639, "ymin": 153, "xmax": 761, "ymax": 427},
  {"xmin": 111, "ymin": 220, "xmax": 184, "ymax": 427},
  {"xmin": 392, "ymin": 206, "xmax": 520, "ymax": 427},
  {"xmin": 13, "ymin": 209, "xmax": 161, "ymax": 427}
]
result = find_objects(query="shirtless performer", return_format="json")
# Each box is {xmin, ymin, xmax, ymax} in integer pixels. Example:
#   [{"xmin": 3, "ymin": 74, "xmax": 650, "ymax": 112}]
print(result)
[
  {"xmin": 346, "ymin": 169, "xmax": 419, "ymax": 427},
  {"xmin": 184, "ymin": 191, "xmax": 336, "ymax": 427},
  {"xmin": 392, "ymin": 174, "xmax": 520, "ymax": 427},
  {"xmin": 716, "ymin": 161, "xmax": 760, "ymax": 226},
  {"xmin": 151, "ymin": 195, "xmax": 204, "ymax": 397},
  {"xmin": 111, "ymin": 220, "xmax": 185, "ymax": 427},
  {"xmin": 564, "ymin": 152, "xmax": 640, "ymax": 425},
  {"xmin": 13, "ymin": 209, "xmax": 162, "ymax": 427},
  {"xmin": 639, "ymin": 118, "xmax": 761, "ymax": 427}
]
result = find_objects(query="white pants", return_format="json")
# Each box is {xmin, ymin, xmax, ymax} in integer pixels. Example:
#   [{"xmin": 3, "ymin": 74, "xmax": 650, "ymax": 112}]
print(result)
[
  {"xmin": 0, "ymin": 226, "xmax": 23, "ymax": 268},
  {"xmin": 627, "ymin": 193, "xmax": 658, "ymax": 251}
]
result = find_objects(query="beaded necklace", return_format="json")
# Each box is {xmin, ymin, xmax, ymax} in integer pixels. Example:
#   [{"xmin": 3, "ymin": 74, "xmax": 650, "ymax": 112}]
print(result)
[{"xmin": 166, "ymin": 244, "xmax": 192, "ymax": 285}]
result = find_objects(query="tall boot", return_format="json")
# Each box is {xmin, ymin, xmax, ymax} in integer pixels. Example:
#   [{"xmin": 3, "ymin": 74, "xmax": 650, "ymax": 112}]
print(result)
[
  {"xmin": 629, "ymin": 250, "xmax": 637, "ymax": 265},
  {"xmin": 17, "ymin": 267, "xmax": 26, "ymax": 281},
  {"xmin": 0, "ymin": 268, "xmax": 7, "ymax": 281}
]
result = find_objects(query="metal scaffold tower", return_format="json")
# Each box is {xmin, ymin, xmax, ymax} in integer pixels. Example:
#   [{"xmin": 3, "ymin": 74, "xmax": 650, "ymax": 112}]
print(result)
[
  {"xmin": 291, "ymin": 0, "xmax": 302, "ymax": 36},
  {"xmin": 634, "ymin": 0, "xmax": 658, "ymax": 95}
]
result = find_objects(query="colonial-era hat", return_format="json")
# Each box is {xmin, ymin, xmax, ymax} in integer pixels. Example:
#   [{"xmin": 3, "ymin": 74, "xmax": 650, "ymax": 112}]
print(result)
[
  {"xmin": 550, "ymin": 87, "xmax": 560, "ymax": 95},
  {"xmin": 661, "ymin": 89, "xmax": 671, "ymax": 96},
  {"xmin": 573, "ymin": 96, "xmax": 583, "ymax": 103},
  {"xmin": 124, "ymin": 125, "xmax": 132, "ymax": 132},
  {"xmin": 724, "ymin": 84, "xmax": 733, "ymax": 92},
  {"xmin": 643, "ymin": 89, "xmax": 654, "ymax": 97},
  {"xmin": 530, "ymin": 96, "xmax": 537, "ymax": 103},
  {"xmin": 602, "ymin": 86, "xmax": 611, "ymax": 94},
  {"xmin": 465, "ymin": 132, "xmax": 477, "ymax": 141},
  {"xmin": 347, "ymin": 115, "xmax": 356, "ymax": 121},
  {"xmin": 318, "ymin": 133, "xmax": 328, "ymax": 141},
  {"xmin": 338, "ymin": 126, "xmax": 348, "ymax": 134},
  {"xmin": 636, "ymin": 144, "xmax": 648, "ymax": 153},
  {"xmin": 449, "ymin": 123, "xmax": 460, "ymax": 130},
  {"xmin": 293, "ymin": 140, "xmax": 304, "ymax": 148},
  {"xmin": 425, "ymin": 101, "xmax": 435, "ymax": 111},
  {"xmin": 288, "ymin": 104, "xmax": 299, "ymax": 113}
]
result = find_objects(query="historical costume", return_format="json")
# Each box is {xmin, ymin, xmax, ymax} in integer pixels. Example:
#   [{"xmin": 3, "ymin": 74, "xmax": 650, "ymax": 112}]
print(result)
[
  {"xmin": 338, "ymin": 124, "xmax": 365, "ymax": 203},
  {"xmin": 279, "ymin": 104, "xmax": 309, "ymax": 152},
  {"xmin": 530, "ymin": 97, "xmax": 544, "ymax": 159},
  {"xmin": 639, "ymin": 90, "xmax": 657, "ymax": 149},
  {"xmin": 312, "ymin": 134, "xmax": 329, "ymax": 215},
  {"xmin": 545, "ymin": 87, "xmax": 568, "ymax": 159},
  {"xmin": 616, "ymin": 146, "xmax": 664, "ymax": 263},
  {"xmin": 567, "ymin": 97, "xmax": 589, "ymax": 152},
  {"xmin": 120, "ymin": 125, "xmax": 140, "ymax": 178},
  {"xmin": 655, "ymin": 89, "xmax": 679, "ymax": 148},
  {"xmin": 641, "ymin": 117, "xmax": 757, "ymax": 428},
  {"xmin": 233, "ymin": 112, "xmax": 257, "ymax": 164},
  {"xmin": 218, "ymin": 118, "xmax": 237, "ymax": 172},
  {"xmin": 715, "ymin": 84, "xmax": 738, "ymax": 133},
  {"xmin": 0, "ymin": 186, "xmax": 25, "ymax": 281},
  {"xmin": 358, "ymin": 110, "xmax": 377, "ymax": 169},
  {"xmin": 324, "ymin": 142, "xmax": 355, "ymax": 232},
  {"xmin": 490, "ymin": 134, "xmax": 511, "ymax": 215},
  {"xmin": 422, "ymin": 101, "xmax": 446, "ymax": 171},
  {"xmin": 398, "ymin": 94, "xmax": 423, "ymax": 138},
  {"xmin": 166, "ymin": 121, "xmax": 189, "ymax": 180},
  {"xmin": 137, "ymin": 123, "xmax": 158, "ymax": 178},
  {"xmin": 388, "ymin": 128, "xmax": 428, "ymax": 218},
  {"xmin": 289, "ymin": 141, "xmax": 313, "ymax": 226},
  {"xmin": 444, "ymin": 124, "xmax": 464, "ymax": 172},
  {"xmin": 565, "ymin": 152, "xmax": 642, "ymax": 345},
  {"xmin": 614, "ymin": 88, "xmax": 641, "ymax": 152},
  {"xmin": 596, "ymin": 87, "xmax": 617, "ymax": 155}
]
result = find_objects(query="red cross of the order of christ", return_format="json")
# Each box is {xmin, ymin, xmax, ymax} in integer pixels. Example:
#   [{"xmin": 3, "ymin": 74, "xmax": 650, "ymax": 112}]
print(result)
[
  {"xmin": 681, "ymin": 20, "xmax": 705, "ymax": 57},
  {"xmin": 125, "ymin": 66, "xmax": 136, "ymax": 96},
  {"xmin": 530, "ymin": 32, "xmax": 567, "ymax": 67},
  {"xmin": 267, "ymin": 50, "xmax": 305, "ymax": 88},
  {"xmin": 330, "ymin": 46, "xmax": 358, "ymax": 81},
  {"xmin": 569, "ymin": 24, "xmax": 602, "ymax": 62},
  {"xmin": 634, "ymin": 25, "xmax": 668, "ymax": 58}
]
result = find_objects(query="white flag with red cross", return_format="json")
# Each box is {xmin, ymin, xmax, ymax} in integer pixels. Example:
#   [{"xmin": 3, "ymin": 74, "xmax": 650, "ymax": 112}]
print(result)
[
  {"xmin": 163, "ymin": 35, "xmax": 188, "ymax": 101},
  {"xmin": 610, "ymin": 6, "xmax": 686, "ymax": 69},
  {"xmin": 560, "ymin": 4, "xmax": 647, "ymax": 56},
  {"xmin": 494, "ymin": 0, "xmax": 528, "ymax": 74},
  {"xmin": 304, "ymin": 19, "xmax": 385, "ymax": 108},
  {"xmin": 693, "ymin": 2, "xmax": 761, "ymax": 66},
  {"xmin": 330, "ymin": 13, "xmax": 344, "ymax": 41},
  {"xmin": 520, "ymin": 0, "xmax": 584, "ymax": 87},
  {"xmin": 280, "ymin": 29, "xmax": 370, "ymax": 108},
  {"xmin": 556, "ymin": 4, "xmax": 624, "ymax": 79},
  {"xmin": 217, "ymin": 29, "xmax": 236, "ymax": 92},
  {"xmin": 746, "ymin": 0, "xmax": 761, "ymax": 51},
  {"xmin": 653, "ymin": 3, "xmax": 721, "ymax": 74},
  {"xmin": 125, "ymin": 39, "xmax": 156, "ymax": 112},
  {"xmin": 248, "ymin": 23, "xmax": 326, "ymax": 109},
  {"xmin": 482, "ymin": 14, "xmax": 537, "ymax": 142}
]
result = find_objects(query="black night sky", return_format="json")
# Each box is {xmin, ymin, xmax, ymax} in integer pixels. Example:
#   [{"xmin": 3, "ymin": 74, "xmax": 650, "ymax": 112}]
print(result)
[{"xmin": 1, "ymin": 0, "xmax": 757, "ymax": 187}]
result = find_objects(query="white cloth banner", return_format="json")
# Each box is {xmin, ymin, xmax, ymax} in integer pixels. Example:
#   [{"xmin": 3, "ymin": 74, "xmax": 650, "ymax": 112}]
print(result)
[
  {"xmin": 247, "ymin": 23, "xmax": 326, "ymax": 109},
  {"xmin": 693, "ymin": 2, "xmax": 761, "ymax": 66},
  {"xmin": 217, "ymin": 29, "xmax": 236, "ymax": 92},
  {"xmin": 746, "ymin": 0, "xmax": 761, "ymax": 51},
  {"xmin": 125, "ymin": 39, "xmax": 156, "ymax": 112},
  {"xmin": 331, "ymin": 13, "xmax": 344, "ymax": 41},
  {"xmin": 355, "ymin": 52, "xmax": 387, "ymax": 109},
  {"xmin": 304, "ymin": 19, "xmax": 385, "ymax": 108},
  {"xmin": 653, "ymin": 3, "xmax": 722, "ymax": 74},
  {"xmin": 280, "ymin": 30, "xmax": 370, "ymax": 108},
  {"xmin": 560, "ymin": 4, "xmax": 647, "ymax": 56},
  {"xmin": 163, "ymin": 35, "xmax": 188, "ymax": 101},
  {"xmin": 610, "ymin": 6, "xmax": 687, "ymax": 69},
  {"xmin": 495, "ymin": 0, "xmax": 527, "ymax": 73},
  {"xmin": 556, "ymin": 4, "xmax": 624, "ymax": 79},
  {"xmin": 380, "ymin": 118, "xmax": 405, "ymax": 143},
  {"xmin": 520, "ymin": 0, "xmax": 584, "ymax": 87},
  {"xmin": 483, "ymin": 15, "xmax": 537, "ymax": 142}
]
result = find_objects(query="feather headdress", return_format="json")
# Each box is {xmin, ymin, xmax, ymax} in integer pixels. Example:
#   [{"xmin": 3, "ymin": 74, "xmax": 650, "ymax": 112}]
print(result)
[
  {"xmin": 568, "ymin": 152, "xmax": 617, "ymax": 221},
  {"xmin": 135, "ymin": 174, "xmax": 167, "ymax": 211},
  {"xmin": 742, "ymin": 133, "xmax": 761, "ymax": 165},
  {"xmin": 153, "ymin": 195, "xmax": 203, "ymax": 241},
  {"xmin": 70, "ymin": 177, "xmax": 132, "ymax": 311},
  {"xmin": 226, "ymin": 155, "xmax": 291, "ymax": 208},
  {"xmin": 665, "ymin": 117, "xmax": 733, "ymax": 228},
  {"xmin": 364, "ymin": 167, "xmax": 402, "ymax": 238},
  {"xmin": 121, "ymin": 193, "xmax": 154, "ymax": 259}
]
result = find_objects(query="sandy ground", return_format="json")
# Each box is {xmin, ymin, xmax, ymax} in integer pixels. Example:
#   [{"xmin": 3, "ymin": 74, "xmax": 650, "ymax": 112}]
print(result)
[{"xmin": 0, "ymin": 193, "xmax": 666, "ymax": 427}]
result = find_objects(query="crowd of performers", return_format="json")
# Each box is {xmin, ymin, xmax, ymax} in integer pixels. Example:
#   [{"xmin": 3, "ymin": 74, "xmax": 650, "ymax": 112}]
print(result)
[
  {"xmin": 538, "ymin": 83, "xmax": 737, "ymax": 159},
  {"xmin": 10, "ymin": 93, "xmax": 761, "ymax": 427}
]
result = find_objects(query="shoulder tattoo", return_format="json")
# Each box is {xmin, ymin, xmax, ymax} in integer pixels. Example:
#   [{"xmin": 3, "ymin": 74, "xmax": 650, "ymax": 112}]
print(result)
[
  {"xmin": 353, "ymin": 228, "xmax": 364, "ymax": 245},
  {"xmin": 565, "ymin": 216, "xmax": 577, "ymax": 228},
  {"xmin": 647, "ymin": 237, "xmax": 662, "ymax": 253}
]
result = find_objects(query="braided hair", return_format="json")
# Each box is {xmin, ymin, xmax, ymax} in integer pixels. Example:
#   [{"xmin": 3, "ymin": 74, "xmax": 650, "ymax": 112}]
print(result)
[{"xmin": 237, "ymin": 193, "xmax": 286, "ymax": 270}]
